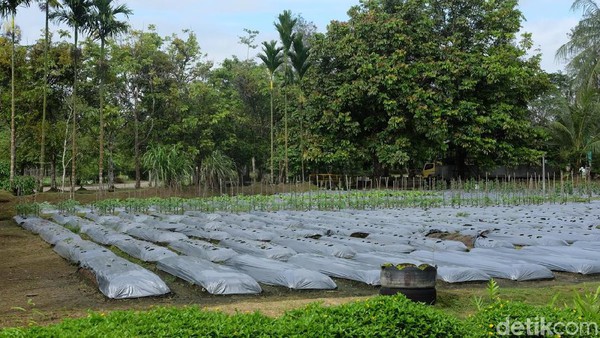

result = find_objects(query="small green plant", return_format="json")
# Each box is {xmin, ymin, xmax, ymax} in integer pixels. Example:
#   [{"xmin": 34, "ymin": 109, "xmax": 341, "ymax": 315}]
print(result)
[
  {"xmin": 10, "ymin": 298, "xmax": 46, "ymax": 327},
  {"xmin": 473, "ymin": 278, "xmax": 500, "ymax": 311},
  {"xmin": 15, "ymin": 203, "xmax": 41, "ymax": 216},
  {"xmin": 455, "ymin": 211, "xmax": 470, "ymax": 218},
  {"xmin": 487, "ymin": 278, "xmax": 499, "ymax": 300},
  {"xmin": 572, "ymin": 286, "xmax": 600, "ymax": 323}
]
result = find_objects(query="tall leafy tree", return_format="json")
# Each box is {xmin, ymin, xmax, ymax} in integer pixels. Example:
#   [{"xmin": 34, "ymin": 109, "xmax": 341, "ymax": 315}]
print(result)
[
  {"xmin": 88, "ymin": 0, "xmax": 131, "ymax": 192},
  {"xmin": 51, "ymin": 0, "xmax": 92, "ymax": 196},
  {"xmin": 0, "ymin": 0, "xmax": 32, "ymax": 190},
  {"xmin": 304, "ymin": 0, "xmax": 548, "ymax": 175},
  {"xmin": 275, "ymin": 9, "xmax": 297, "ymax": 182},
  {"xmin": 258, "ymin": 40, "xmax": 282, "ymax": 182}
]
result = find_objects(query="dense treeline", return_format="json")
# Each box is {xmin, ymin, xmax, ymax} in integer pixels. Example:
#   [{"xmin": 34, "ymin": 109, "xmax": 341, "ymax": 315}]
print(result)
[{"xmin": 1, "ymin": 0, "xmax": 600, "ymax": 194}]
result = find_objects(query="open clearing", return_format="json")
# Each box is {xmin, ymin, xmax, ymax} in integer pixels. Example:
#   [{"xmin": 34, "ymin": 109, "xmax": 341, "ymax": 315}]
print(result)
[{"xmin": 2, "ymin": 196, "xmax": 600, "ymax": 328}]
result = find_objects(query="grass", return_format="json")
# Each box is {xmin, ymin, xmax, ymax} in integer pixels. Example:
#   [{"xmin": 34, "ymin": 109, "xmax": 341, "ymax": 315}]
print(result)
[{"xmin": 435, "ymin": 281, "xmax": 600, "ymax": 319}]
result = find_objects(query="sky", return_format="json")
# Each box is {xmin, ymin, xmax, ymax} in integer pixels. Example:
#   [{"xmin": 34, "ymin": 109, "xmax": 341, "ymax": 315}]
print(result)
[{"xmin": 14, "ymin": 0, "xmax": 582, "ymax": 73}]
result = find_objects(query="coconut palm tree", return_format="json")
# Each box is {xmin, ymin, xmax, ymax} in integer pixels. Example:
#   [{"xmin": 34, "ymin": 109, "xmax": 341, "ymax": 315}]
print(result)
[
  {"xmin": 290, "ymin": 33, "xmax": 311, "ymax": 182},
  {"xmin": 37, "ymin": 0, "xmax": 61, "ymax": 192},
  {"xmin": 275, "ymin": 10, "xmax": 297, "ymax": 182},
  {"xmin": 547, "ymin": 88, "xmax": 600, "ymax": 170},
  {"xmin": 557, "ymin": 0, "xmax": 600, "ymax": 87},
  {"xmin": 258, "ymin": 40, "xmax": 283, "ymax": 183},
  {"xmin": 88, "ymin": 0, "xmax": 131, "ymax": 192},
  {"xmin": 0, "ymin": 0, "xmax": 32, "ymax": 190},
  {"xmin": 51, "ymin": 0, "xmax": 92, "ymax": 197}
]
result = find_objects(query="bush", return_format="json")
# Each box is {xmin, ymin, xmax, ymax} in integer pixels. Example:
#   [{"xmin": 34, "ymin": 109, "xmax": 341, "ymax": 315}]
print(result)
[
  {"xmin": 274, "ymin": 294, "xmax": 467, "ymax": 337},
  {"xmin": 466, "ymin": 300, "xmax": 598, "ymax": 337},
  {"xmin": 0, "ymin": 175, "xmax": 36, "ymax": 196}
]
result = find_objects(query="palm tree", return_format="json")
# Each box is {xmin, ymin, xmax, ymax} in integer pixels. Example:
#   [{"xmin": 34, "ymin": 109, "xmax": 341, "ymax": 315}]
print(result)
[
  {"xmin": 547, "ymin": 88, "xmax": 600, "ymax": 170},
  {"xmin": 88, "ymin": 0, "xmax": 131, "ymax": 192},
  {"xmin": 556, "ymin": 0, "xmax": 600, "ymax": 87},
  {"xmin": 37, "ymin": 0, "xmax": 60, "ymax": 192},
  {"xmin": 290, "ymin": 33, "xmax": 311, "ymax": 182},
  {"xmin": 258, "ymin": 40, "xmax": 283, "ymax": 183},
  {"xmin": 51, "ymin": 0, "xmax": 92, "ymax": 197},
  {"xmin": 0, "ymin": 0, "xmax": 32, "ymax": 191},
  {"xmin": 275, "ymin": 10, "xmax": 297, "ymax": 182}
]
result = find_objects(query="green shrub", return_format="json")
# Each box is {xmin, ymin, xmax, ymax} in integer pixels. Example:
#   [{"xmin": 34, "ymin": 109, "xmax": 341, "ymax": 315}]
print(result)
[
  {"xmin": 0, "ymin": 175, "xmax": 36, "ymax": 196},
  {"xmin": 466, "ymin": 300, "xmax": 598, "ymax": 337},
  {"xmin": 274, "ymin": 294, "xmax": 467, "ymax": 337},
  {"xmin": 1, "ymin": 307, "xmax": 275, "ymax": 338}
]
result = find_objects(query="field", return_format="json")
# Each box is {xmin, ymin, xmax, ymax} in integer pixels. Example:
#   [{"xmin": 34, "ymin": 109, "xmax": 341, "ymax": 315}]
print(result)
[{"xmin": 1, "ymin": 185, "xmax": 600, "ymax": 330}]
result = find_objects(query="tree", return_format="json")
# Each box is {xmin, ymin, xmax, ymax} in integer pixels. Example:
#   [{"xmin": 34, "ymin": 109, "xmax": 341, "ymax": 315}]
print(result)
[
  {"xmin": 275, "ymin": 9, "xmax": 297, "ymax": 182},
  {"xmin": 36, "ymin": 0, "xmax": 60, "ymax": 191},
  {"xmin": 238, "ymin": 28, "xmax": 258, "ymax": 61},
  {"xmin": 88, "ymin": 0, "xmax": 131, "ymax": 192},
  {"xmin": 112, "ymin": 27, "xmax": 166, "ymax": 189},
  {"xmin": 258, "ymin": 40, "xmax": 282, "ymax": 183},
  {"xmin": 303, "ymin": 0, "xmax": 548, "ymax": 176},
  {"xmin": 557, "ymin": 0, "xmax": 600, "ymax": 88},
  {"xmin": 51, "ymin": 0, "xmax": 93, "ymax": 197},
  {"xmin": 289, "ymin": 33, "xmax": 311, "ymax": 181},
  {"xmin": 547, "ymin": 88, "xmax": 600, "ymax": 170},
  {"xmin": 0, "ymin": 0, "xmax": 32, "ymax": 190}
]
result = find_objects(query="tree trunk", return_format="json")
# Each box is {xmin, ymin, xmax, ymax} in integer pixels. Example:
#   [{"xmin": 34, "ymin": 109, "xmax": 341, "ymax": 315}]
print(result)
[
  {"xmin": 134, "ymin": 95, "xmax": 141, "ymax": 189},
  {"xmin": 98, "ymin": 39, "xmax": 105, "ymax": 192},
  {"xmin": 270, "ymin": 78, "xmax": 274, "ymax": 184},
  {"xmin": 71, "ymin": 29, "xmax": 79, "ymax": 198},
  {"xmin": 107, "ymin": 141, "xmax": 115, "ymax": 192},
  {"xmin": 9, "ymin": 15, "xmax": 16, "ymax": 190},
  {"xmin": 39, "ymin": 2, "xmax": 50, "ymax": 192},
  {"xmin": 50, "ymin": 154, "xmax": 57, "ymax": 191}
]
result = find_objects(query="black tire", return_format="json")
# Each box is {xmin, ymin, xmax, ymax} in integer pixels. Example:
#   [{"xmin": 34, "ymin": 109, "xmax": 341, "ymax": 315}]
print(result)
[{"xmin": 379, "ymin": 287, "xmax": 437, "ymax": 305}]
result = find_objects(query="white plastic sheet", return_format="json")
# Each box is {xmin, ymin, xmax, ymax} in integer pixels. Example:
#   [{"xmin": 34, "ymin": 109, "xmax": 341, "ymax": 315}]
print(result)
[
  {"xmin": 270, "ymin": 235, "xmax": 356, "ymax": 258},
  {"xmin": 157, "ymin": 256, "xmax": 261, "ymax": 295},
  {"xmin": 410, "ymin": 250, "xmax": 554, "ymax": 281},
  {"xmin": 224, "ymin": 255, "xmax": 337, "ymax": 289},
  {"xmin": 472, "ymin": 247, "xmax": 600, "ymax": 275},
  {"xmin": 169, "ymin": 238, "xmax": 237, "ymax": 263},
  {"xmin": 83, "ymin": 256, "xmax": 170, "ymax": 299},
  {"xmin": 320, "ymin": 235, "xmax": 414, "ymax": 254},
  {"xmin": 125, "ymin": 226, "xmax": 188, "ymax": 244},
  {"xmin": 220, "ymin": 238, "xmax": 296, "ymax": 261},
  {"xmin": 288, "ymin": 253, "xmax": 380, "ymax": 285},
  {"xmin": 114, "ymin": 238, "xmax": 178, "ymax": 262}
]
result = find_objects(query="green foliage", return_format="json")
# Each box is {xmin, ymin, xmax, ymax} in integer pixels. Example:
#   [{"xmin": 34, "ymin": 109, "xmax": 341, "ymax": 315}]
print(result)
[
  {"xmin": 571, "ymin": 286, "xmax": 600, "ymax": 323},
  {"xmin": 1, "ymin": 175, "xmax": 37, "ymax": 195},
  {"xmin": 275, "ymin": 295, "xmax": 467, "ymax": 337},
  {"xmin": 304, "ymin": 0, "xmax": 548, "ymax": 174},
  {"xmin": 1, "ymin": 295, "xmax": 468, "ymax": 337},
  {"xmin": 199, "ymin": 150, "xmax": 238, "ymax": 189},
  {"xmin": 142, "ymin": 143, "xmax": 195, "ymax": 188},
  {"xmin": 466, "ymin": 300, "xmax": 595, "ymax": 337},
  {"xmin": 15, "ymin": 203, "xmax": 41, "ymax": 216}
]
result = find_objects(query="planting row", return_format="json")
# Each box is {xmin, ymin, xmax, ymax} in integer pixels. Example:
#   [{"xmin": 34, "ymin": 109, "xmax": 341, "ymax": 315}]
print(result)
[{"xmin": 14, "ymin": 200, "xmax": 600, "ymax": 299}]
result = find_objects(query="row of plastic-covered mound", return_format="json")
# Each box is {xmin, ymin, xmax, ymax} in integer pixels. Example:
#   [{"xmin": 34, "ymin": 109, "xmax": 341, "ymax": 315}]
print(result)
[{"xmin": 13, "ymin": 202, "xmax": 600, "ymax": 299}]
